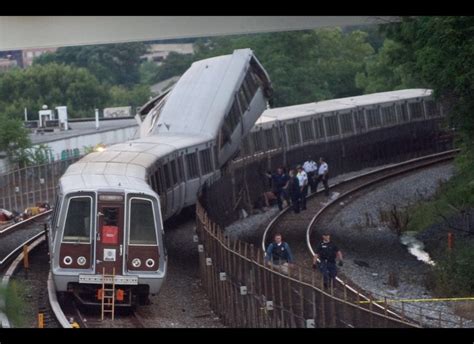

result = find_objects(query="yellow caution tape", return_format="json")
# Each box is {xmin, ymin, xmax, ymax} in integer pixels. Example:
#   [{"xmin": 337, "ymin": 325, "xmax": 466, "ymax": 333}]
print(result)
[{"xmin": 358, "ymin": 297, "xmax": 474, "ymax": 304}]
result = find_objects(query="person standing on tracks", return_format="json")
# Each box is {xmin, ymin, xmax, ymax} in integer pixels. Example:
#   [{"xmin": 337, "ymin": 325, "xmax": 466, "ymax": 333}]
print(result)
[
  {"xmin": 313, "ymin": 232, "xmax": 343, "ymax": 289},
  {"xmin": 265, "ymin": 233, "xmax": 294, "ymax": 274},
  {"xmin": 296, "ymin": 165, "xmax": 308, "ymax": 210},
  {"xmin": 303, "ymin": 155, "xmax": 318, "ymax": 193},
  {"xmin": 266, "ymin": 167, "xmax": 290, "ymax": 211},
  {"xmin": 314, "ymin": 157, "xmax": 330, "ymax": 197},
  {"xmin": 288, "ymin": 169, "xmax": 301, "ymax": 214}
]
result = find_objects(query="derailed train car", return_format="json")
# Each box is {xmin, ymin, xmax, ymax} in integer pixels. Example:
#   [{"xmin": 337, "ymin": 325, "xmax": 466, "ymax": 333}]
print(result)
[{"xmin": 48, "ymin": 49, "xmax": 273, "ymax": 306}]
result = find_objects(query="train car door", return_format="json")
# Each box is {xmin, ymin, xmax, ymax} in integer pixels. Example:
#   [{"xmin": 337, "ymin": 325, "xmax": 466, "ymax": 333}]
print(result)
[{"xmin": 96, "ymin": 194, "xmax": 124, "ymax": 275}]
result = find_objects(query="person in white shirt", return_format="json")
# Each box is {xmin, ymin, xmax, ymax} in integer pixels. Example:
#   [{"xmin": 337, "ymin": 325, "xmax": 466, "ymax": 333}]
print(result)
[
  {"xmin": 303, "ymin": 155, "xmax": 318, "ymax": 193},
  {"xmin": 296, "ymin": 165, "xmax": 309, "ymax": 210},
  {"xmin": 314, "ymin": 157, "xmax": 330, "ymax": 196}
]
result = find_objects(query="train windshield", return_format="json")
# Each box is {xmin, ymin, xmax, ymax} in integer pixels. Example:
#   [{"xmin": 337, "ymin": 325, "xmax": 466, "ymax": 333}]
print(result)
[
  {"xmin": 63, "ymin": 196, "xmax": 92, "ymax": 243},
  {"xmin": 129, "ymin": 198, "xmax": 158, "ymax": 245}
]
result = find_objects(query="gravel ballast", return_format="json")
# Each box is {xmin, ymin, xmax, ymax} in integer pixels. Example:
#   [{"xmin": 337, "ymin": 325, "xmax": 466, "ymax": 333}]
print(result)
[{"xmin": 318, "ymin": 162, "xmax": 472, "ymax": 327}]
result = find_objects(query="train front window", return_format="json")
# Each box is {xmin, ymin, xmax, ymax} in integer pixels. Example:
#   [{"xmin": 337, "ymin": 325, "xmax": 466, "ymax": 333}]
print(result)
[
  {"xmin": 129, "ymin": 198, "xmax": 158, "ymax": 245},
  {"xmin": 63, "ymin": 196, "xmax": 92, "ymax": 243}
]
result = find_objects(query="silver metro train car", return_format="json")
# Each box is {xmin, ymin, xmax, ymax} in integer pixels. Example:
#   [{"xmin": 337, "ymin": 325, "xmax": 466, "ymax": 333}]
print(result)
[
  {"xmin": 48, "ymin": 48, "xmax": 273, "ymax": 306},
  {"xmin": 243, "ymin": 89, "xmax": 444, "ymax": 157}
]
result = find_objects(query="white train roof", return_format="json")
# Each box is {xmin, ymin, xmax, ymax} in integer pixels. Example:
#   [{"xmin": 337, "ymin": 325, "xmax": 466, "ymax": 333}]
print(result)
[
  {"xmin": 150, "ymin": 49, "xmax": 254, "ymax": 137},
  {"xmin": 256, "ymin": 89, "xmax": 433, "ymax": 124},
  {"xmin": 60, "ymin": 133, "xmax": 210, "ymax": 193}
]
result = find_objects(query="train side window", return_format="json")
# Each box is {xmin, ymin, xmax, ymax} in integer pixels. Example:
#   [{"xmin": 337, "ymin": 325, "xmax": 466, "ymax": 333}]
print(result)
[
  {"xmin": 170, "ymin": 159, "xmax": 178, "ymax": 184},
  {"xmin": 177, "ymin": 156, "xmax": 184, "ymax": 181},
  {"xmin": 199, "ymin": 149, "xmax": 213, "ymax": 175},
  {"xmin": 245, "ymin": 71, "xmax": 259, "ymax": 96},
  {"xmin": 186, "ymin": 152, "xmax": 199, "ymax": 179},
  {"xmin": 339, "ymin": 112, "xmax": 354, "ymax": 134},
  {"xmin": 264, "ymin": 128, "xmax": 275, "ymax": 149},
  {"xmin": 314, "ymin": 118, "xmax": 325, "ymax": 138},
  {"xmin": 252, "ymin": 131, "xmax": 263, "ymax": 152},
  {"xmin": 398, "ymin": 103, "xmax": 409, "ymax": 122},
  {"xmin": 287, "ymin": 122, "xmax": 301, "ymax": 145},
  {"xmin": 129, "ymin": 198, "xmax": 158, "ymax": 245},
  {"xmin": 409, "ymin": 102, "xmax": 424, "ymax": 119},
  {"xmin": 354, "ymin": 110, "xmax": 366, "ymax": 131},
  {"xmin": 62, "ymin": 196, "xmax": 92, "ymax": 243},
  {"xmin": 324, "ymin": 115, "xmax": 340, "ymax": 136},
  {"xmin": 241, "ymin": 73, "xmax": 254, "ymax": 105},
  {"xmin": 238, "ymin": 85, "xmax": 250, "ymax": 113},
  {"xmin": 301, "ymin": 120, "xmax": 314, "ymax": 142},
  {"xmin": 425, "ymin": 100, "xmax": 439, "ymax": 117},
  {"xmin": 222, "ymin": 101, "xmax": 241, "ymax": 143},
  {"xmin": 163, "ymin": 163, "xmax": 172, "ymax": 189},
  {"xmin": 366, "ymin": 108, "xmax": 381, "ymax": 128},
  {"xmin": 154, "ymin": 167, "xmax": 164, "ymax": 194},
  {"xmin": 381, "ymin": 106, "xmax": 397, "ymax": 125}
]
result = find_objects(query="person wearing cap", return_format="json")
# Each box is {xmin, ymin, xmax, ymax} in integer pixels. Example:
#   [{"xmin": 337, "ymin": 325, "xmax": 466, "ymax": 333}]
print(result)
[
  {"xmin": 312, "ymin": 232, "xmax": 343, "ymax": 288},
  {"xmin": 314, "ymin": 157, "xmax": 330, "ymax": 197},
  {"xmin": 296, "ymin": 165, "xmax": 308, "ymax": 210}
]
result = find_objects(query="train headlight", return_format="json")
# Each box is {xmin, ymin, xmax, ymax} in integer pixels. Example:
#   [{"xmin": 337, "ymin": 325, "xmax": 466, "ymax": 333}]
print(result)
[
  {"xmin": 77, "ymin": 256, "xmax": 87, "ymax": 266},
  {"xmin": 132, "ymin": 258, "xmax": 141, "ymax": 268},
  {"xmin": 63, "ymin": 256, "xmax": 73, "ymax": 265},
  {"xmin": 146, "ymin": 258, "xmax": 155, "ymax": 268}
]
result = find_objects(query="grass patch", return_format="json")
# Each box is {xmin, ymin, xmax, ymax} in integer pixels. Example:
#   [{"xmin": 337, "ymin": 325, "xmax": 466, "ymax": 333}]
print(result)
[
  {"xmin": 426, "ymin": 241, "xmax": 474, "ymax": 297},
  {"xmin": 0, "ymin": 281, "xmax": 26, "ymax": 327},
  {"xmin": 407, "ymin": 149, "xmax": 474, "ymax": 233},
  {"xmin": 406, "ymin": 147, "xmax": 474, "ymax": 297}
]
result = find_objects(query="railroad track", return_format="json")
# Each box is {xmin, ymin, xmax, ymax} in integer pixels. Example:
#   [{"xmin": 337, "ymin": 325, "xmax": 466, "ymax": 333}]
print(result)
[
  {"xmin": 260, "ymin": 149, "xmax": 458, "ymax": 327},
  {"xmin": 49, "ymin": 285, "xmax": 146, "ymax": 328},
  {"xmin": 0, "ymin": 211, "xmax": 51, "ymax": 268}
]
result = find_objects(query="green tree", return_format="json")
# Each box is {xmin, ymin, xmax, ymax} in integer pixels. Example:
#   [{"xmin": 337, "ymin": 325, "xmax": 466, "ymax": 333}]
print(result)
[
  {"xmin": 0, "ymin": 63, "xmax": 109, "ymax": 119},
  {"xmin": 108, "ymin": 84, "xmax": 152, "ymax": 108},
  {"xmin": 194, "ymin": 28, "xmax": 375, "ymax": 106},
  {"xmin": 139, "ymin": 60, "xmax": 161, "ymax": 85},
  {"xmin": 27, "ymin": 144, "xmax": 53, "ymax": 165},
  {"xmin": 139, "ymin": 53, "xmax": 196, "ymax": 86},
  {"xmin": 356, "ymin": 39, "xmax": 422, "ymax": 93},
  {"xmin": 0, "ymin": 114, "xmax": 31, "ymax": 167},
  {"xmin": 34, "ymin": 42, "xmax": 148, "ymax": 87},
  {"xmin": 382, "ymin": 16, "xmax": 474, "ymax": 143}
]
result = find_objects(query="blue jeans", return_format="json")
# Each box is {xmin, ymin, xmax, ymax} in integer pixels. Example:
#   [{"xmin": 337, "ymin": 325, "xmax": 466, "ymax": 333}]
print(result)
[{"xmin": 319, "ymin": 260, "xmax": 337, "ymax": 286}]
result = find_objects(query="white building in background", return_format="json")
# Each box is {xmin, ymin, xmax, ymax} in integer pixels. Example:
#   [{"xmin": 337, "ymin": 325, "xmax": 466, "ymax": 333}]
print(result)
[
  {"xmin": 22, "ymin": 47, "xmax": 57, "ymax": 67},
  {"xmin": 103, "ymin": 106, "xmax": 132, "ymax": 118},
  {"xmin": 0, "ymin": 58, "xmax": 17, "ymax": 72},
  {"xmin": 142, "ymin": 43, "xmax": 194, "ymax": 64}
]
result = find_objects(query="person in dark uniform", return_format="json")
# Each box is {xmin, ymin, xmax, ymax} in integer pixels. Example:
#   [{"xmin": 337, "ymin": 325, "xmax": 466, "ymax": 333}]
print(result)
[
  {"xmin": 266, "ymin": 167, "xmax": 290, "ymax": 211},
  {"xmin": 264, "ymin": 233, "xmax": 294, "ymax": 274},
  {"xmin": 288, "ymin": 169, "xmax": 301, "ymax": 214},
  {"xmin": 313, "ymin": 232, "xmax": 343, "ymax": 288}
]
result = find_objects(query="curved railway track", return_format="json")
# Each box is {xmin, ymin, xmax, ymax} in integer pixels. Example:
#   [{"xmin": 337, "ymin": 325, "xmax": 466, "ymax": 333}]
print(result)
[
  {"xmin": 0, "ymin": 211, "xmax": 51, "ymax": 268},
  {"xmin": 260, "ymin": 149, "xmax": 458, "ymax": 327},
  {"xmin": 0, "ymin": 212, "xmax": 51, "ymax": 328}
]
